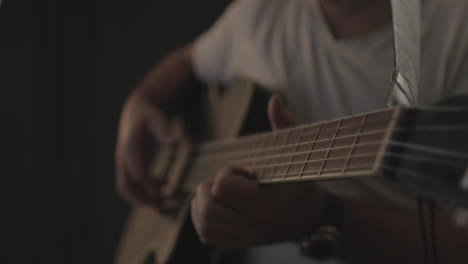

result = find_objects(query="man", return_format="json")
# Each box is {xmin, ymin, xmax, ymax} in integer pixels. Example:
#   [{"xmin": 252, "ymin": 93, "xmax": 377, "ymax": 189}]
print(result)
[{"xmin": 115, "ymin": 0, "xmax": 468, "ymax": 263}]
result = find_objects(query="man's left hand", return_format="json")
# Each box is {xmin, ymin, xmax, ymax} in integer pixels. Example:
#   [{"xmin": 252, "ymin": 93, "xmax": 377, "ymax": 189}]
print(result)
[{"xmin": 190, "ymin": 94, "xmax": 326, "ymax": 247}]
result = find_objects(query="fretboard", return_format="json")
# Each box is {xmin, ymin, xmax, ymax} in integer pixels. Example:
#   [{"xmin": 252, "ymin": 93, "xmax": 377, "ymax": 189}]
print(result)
[{"xmin": 183, "ymin": 106, "xmax": 403, "ymax": 190}]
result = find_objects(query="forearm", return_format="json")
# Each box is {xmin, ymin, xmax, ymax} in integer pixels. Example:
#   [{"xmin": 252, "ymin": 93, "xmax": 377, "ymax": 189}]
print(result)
[
  {"xmin": 133, "ymin": 45, "xmax": 197, "ymax": 110},
  {"xmin": 341, "ymin": 198, "xmax": 468, "ymax": 263}
]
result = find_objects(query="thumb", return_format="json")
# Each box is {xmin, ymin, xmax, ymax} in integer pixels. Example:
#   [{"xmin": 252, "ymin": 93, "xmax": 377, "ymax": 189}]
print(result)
[{"xmin": 267, "ymin": 94, "xmax": 295, "ymax": 130}]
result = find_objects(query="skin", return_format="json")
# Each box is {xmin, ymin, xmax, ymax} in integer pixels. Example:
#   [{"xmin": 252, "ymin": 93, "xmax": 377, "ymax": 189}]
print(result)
[
  {"xmin": 115, "ymin": 1, "xmax": 468, "ymax": 262},
  {"xmin": 318, "ymin": 0, "xmax": 392, "ymax": 39},
  {"xmin": 190, "ymin": 95, "xmax": 326, "ymax": 247}
]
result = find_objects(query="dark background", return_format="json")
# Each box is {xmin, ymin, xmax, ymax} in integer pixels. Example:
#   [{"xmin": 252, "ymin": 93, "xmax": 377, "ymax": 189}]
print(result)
[{"xmin": 0, "ymin": 0, "xmax": 230, "ymax": 263}]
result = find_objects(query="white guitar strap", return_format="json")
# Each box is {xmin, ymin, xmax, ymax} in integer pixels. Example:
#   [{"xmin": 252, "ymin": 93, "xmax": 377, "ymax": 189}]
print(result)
[
  {"xmin": 388, "ymin": 1, "xmax": 468, "ymax": 231},
  {"xmin": 386, "ymin": 0, "xmax": 421, "ymax": 106},
  {"xmin": 359, "ymin": 0, "xmax": 424, "ymax": 210}
]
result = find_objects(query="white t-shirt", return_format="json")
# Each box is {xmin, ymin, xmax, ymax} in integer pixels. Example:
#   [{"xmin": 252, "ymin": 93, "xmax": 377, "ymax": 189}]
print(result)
[
  {"xmin": 192, "ymin": 0, "xmax": 468, "ymax": 263},
  {"xmin": 193, "ymin": 0, "xmax": 468, "ymax": 119}
]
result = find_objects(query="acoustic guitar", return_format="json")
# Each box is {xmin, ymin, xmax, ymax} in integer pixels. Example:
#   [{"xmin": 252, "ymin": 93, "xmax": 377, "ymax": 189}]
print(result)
[{"xmin": 115, "ymin": 81, "xmax": 468, "ymax": 264}]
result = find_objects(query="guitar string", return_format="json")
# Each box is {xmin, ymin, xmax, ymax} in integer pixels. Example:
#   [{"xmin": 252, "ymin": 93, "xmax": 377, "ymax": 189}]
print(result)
[
  {"xmin": 193, "ymin": 121, "xmax": 387, "ymax": 162},
  {"xmin": 183, "ymin": 150, "xmax": 468, "ymax": 187},
  {"xmin": 191, "ymin": 130, "xmax": 468, "ymax": 172},
  {"xmin": 197, "ymin": 110, "xmax": 396, "ymax": 151},
  {"xmin": 166, "ymin": 109, "xmax": 468, "ymax": 187},
  {"xmin": 184, "ymin": 126, "xmax": 468, "ymax": 186},
  {"xmin": 197, "ymin": 124, "xmax": 468, "ymax": 155},
  {"xmin": 183, "ymin": 156, "xmax": 468, "ymax": 190},
  {"xmin": 195, "ymin": 126, "xmax": 468, "ymax": 161},
  {"xmin": 197, "ymin": 105, "xmax": 468, "ymax": 152},
  {"xmin": 193, "ymin": 126, "xmax": 468, "ymax": 163},
  {"xmin": 193, "ymin": 141, "xmax": 383, "ymax": 167},
  {"xmin": 197, "ymin": 118, "xmax": 391, "ymax": 154},
  {"xmin": 388, "ymin": 141, "xmax": 468, "ymax": 160},
  {"xmin": 189, "ymin": 148, "xmax": 468, "ymax": 181}
]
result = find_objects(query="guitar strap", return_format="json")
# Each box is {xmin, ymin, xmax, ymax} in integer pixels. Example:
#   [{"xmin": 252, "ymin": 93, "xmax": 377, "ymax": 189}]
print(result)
[
  {"xmin": 387, "ymin": 2, "xmax": 468, "ymax": 230},
  {"xmin": 386, "ymin": 0, "xmax": 421, "ymax": 106},
  {"xmin": 356, "ymin": 0, "xmax": 424, "ymax": 211}
]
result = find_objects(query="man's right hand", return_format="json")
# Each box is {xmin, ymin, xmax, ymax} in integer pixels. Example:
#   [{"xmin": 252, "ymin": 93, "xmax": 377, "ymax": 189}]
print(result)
[
  {"xmin": 115, "ymin": 92, "xmax": 174, "ymax": 209},
  {"xmin": 114, "ymin": 45, "xmax": 194, "ymax": 210}
]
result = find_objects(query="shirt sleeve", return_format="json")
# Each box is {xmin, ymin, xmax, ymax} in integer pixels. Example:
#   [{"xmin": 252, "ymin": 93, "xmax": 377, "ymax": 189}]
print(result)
[
  {"xmin": 192, "ymin": 0, "xmax": 284, "ymax": 86},
  {"xmin": 192, "ymin": 0, "xmax": 254, "ymax": 83}
]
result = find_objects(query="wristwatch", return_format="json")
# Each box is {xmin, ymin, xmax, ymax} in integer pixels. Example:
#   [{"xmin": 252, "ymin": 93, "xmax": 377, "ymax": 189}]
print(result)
[{"xmin": 299, "ymin": 193, "xmax": 344, "ymax": 260}]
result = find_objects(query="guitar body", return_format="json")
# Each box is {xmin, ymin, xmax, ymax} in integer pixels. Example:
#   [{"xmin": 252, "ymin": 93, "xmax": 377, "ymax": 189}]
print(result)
[{"xmin": 115, "ymin": 81, "xmax": 273, "ymax": 264}]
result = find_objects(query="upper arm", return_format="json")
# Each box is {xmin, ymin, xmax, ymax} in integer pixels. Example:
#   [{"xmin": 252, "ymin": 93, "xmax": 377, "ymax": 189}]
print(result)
[{"xmin": 191, "ymin": 0, "xmax": 257, "ymax": 83}]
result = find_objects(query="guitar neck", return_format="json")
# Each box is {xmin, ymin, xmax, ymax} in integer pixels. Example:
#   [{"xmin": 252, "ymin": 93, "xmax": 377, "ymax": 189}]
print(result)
[{"xmin": 183, "ymin": 106, "xmax": 404, "ymax": 190}]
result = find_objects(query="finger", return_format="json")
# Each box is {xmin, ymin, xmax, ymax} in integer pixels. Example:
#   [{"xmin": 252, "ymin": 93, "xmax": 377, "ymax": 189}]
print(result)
[
  {"xmin": 145, "ymin": 177, "xmax": 171, "ymax": 209},
  {"xmin": 115, "ymin": 148, "xmax": 142, "ymax": 205},
  {"xmin": 191, "ymin": 183, "xmax": 257, "ymax": 246},
  {"xmin": 116, "ymin": 164, "xmax": 149, "ymax": 205},
  {"xmin": 191, "ymin": 193, "xmax": 201, "ymax": 234},
  {"xmin": 124, "ymin": 131, "xmax": 150, "ymax": 183},
  {"xmin": 145, "ymin": 106, "xmax": 175, "ymax": 145},
  {"xmin": 267, "ymin": 94, "xmax": 295, "ymax": 130},
  {"xmin": 196, "ymin": 181, "xmax": 251, "ymax": 226},
  {"xmin": 211, "ymin": 167, "xmax": 263, "ymax": 213}
]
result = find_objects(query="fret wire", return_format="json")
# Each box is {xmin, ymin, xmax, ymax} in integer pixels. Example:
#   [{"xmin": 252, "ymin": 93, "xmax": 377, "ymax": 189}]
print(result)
[
  {"xmin": 299, "ymin": 123, "xmax": 322, "ymax": 179},
  {"xmin": 246, "ymin": 152, "xmax": 377, "ymax": 171},
  {"xmin": 199, "ymin": 122, "xmax": 371, "ymax": 155},
  {"xmin": 197, "ymin": 113, "xmax": 395, "ymax": 154},
  {"xmin": 194, "ymin": 122, "xmax": 468, "ymax": 155},
  {"xmin": 252, "ymin": 133, "xmax": 270, "ymax": 176},
  {"xmin": 184, "ymin": 165, "xmax": 369, "ymax": 188},
  {"xmin": 192, "ymin": 144, "xmax": 380, "ymax": 180},
  {"xmin": 245, "ymin": 134, "xmax": 263, "ymax": 165},
  {"xmin": 197, "ymin": 140, "xmax": 383, "ymax": 167},
  {"xmin": 188, "ymin": 141, "xmax": 468, "ymax": 186},
  {"xmin": 260, "ymin": 164, "xmax": 374, "ymax": 181},
  {"xmin": 282, "ymin": 127, "xmax": 306, "ymax": 180},
  {"xmin": 270, "ymin": 130, "xmax": 291, "ymax": 180},
  {"xmin": 185, "ymin": 144, "xmax": 468, "ymax": 188},
  {"xmin": 373, "ymin": 107, "xmax": 402, "ymax": 172},
  {"xmin": 186, "ymin": 159, "xmax": 372, "ymax": 186},
  {"xmin": 189, "ymin": 108, "xmax": 401, "ymax": 183},
  {"xmin": 257, "ymin": 131, "xmax": 279, "ymax": 179},
  {"xmin": 318, "ymin": 120, "xmax": 342, "ymax": 177},
  {"xmin": 185, "ymin": 161, "xmax": 375, "ymax": 188},
  {"xmin": 342, "ymin": 114, "xmax": 367, "ymax": 174},
  {"xmin": 185, "ymin": 163, "xmax": 374, "ymax": 188},
  {"xmin": 196, "ymin": 128, "xmax": 389, "ymax": 162},
  {"xmin": 197, "ymin": 108, "xmax": 396, "ymax": 153},
  {"xmin": 187, "ymin": 136, "xmax": 468, "ymax": 185},
  {"xmin": 262, "ymin": 146, "xmax": 468, "ymax": 182}
]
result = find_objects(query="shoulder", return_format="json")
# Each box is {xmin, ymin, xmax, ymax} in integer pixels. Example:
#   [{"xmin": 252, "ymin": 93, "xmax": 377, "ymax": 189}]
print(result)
[
  {"xmin": 420, "ymin": 0, "xmax": 468, "ymax": 100},
  {"xmin": 219, "ymin": 0, "xmax": 308, "ymax": 32},
  {"xmin": 421, "ymin": 0, "xmax": 468, "ymax": 60},
  {"xmin": 422, "ymin": 0, "xmax": 468, "ymax": 37}
]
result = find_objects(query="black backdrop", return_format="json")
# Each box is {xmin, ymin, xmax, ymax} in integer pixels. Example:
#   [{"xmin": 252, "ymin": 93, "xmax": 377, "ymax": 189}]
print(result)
[{"xmin": 0, "ymin": 0, "xmax": 230, "ymax": 263}]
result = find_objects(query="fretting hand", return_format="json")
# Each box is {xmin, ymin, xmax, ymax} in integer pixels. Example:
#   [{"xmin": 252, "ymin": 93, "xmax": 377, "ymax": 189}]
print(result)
[{"xmin": 191, "ymin": 95, "xmax": 326, "ymax": 247}]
